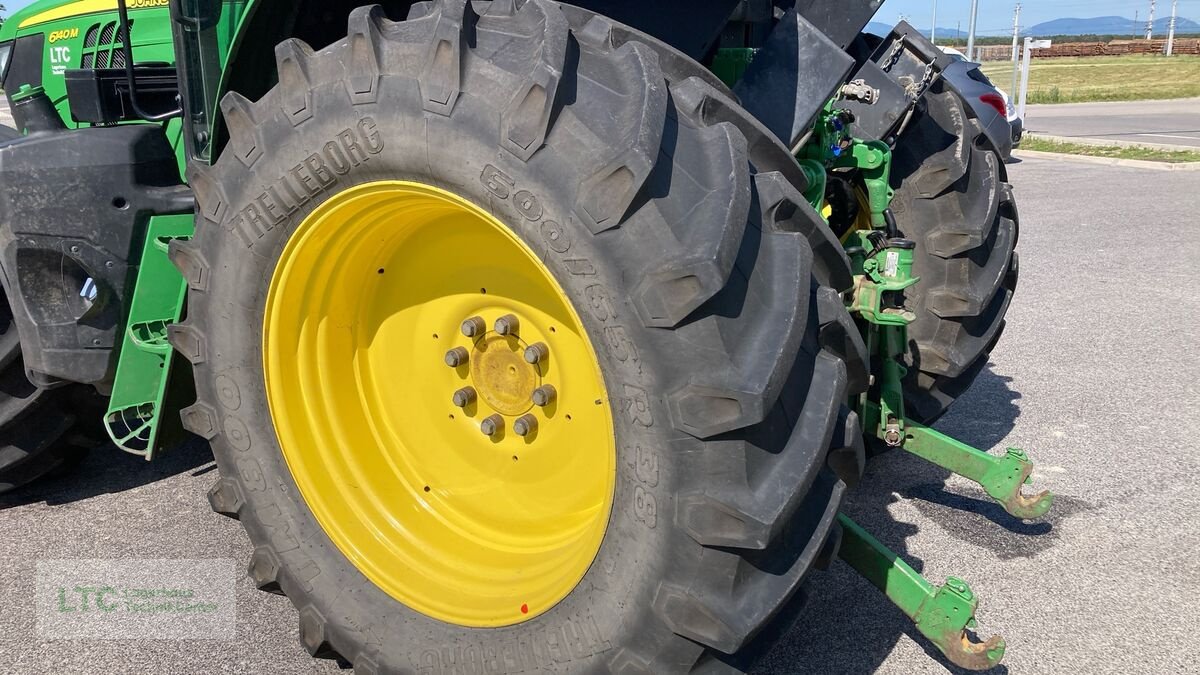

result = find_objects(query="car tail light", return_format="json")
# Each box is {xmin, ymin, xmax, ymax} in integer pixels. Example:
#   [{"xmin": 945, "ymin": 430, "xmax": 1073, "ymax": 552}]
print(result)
[{"xmin": 979, "ymin": 93, "xmax": 1007, "ymax": 117}]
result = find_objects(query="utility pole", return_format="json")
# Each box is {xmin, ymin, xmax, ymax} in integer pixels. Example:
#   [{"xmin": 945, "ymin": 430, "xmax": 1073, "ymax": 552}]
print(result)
[
  {"xmin": 1010, "ymin": 4, "xmax": 1022, "ymax": 99},
  {"xmin": 1166, "ymin": 0, "xmax": 1178, "ymax": 55},
  {"xmin": 931, "ymin": 0, "xmax": 938, "ymax": 45},
  {"xmin": 1146, "ymin": 0, "xmax": 1156, "ymax": 40},
  {"xmin": 966, "ymin": 0, "xmax": 980, "ymax": 61},
  {"xmin": 1133, "ymin": 10, "xmax": 1139, "ymax": 40},
  {"xmin": 957, "ymin": 21, "xmax": 962, "ymax": 48},
  {"xmin": 1010, "ymin": 4, "xmax": 1022, "ymax": 61}
]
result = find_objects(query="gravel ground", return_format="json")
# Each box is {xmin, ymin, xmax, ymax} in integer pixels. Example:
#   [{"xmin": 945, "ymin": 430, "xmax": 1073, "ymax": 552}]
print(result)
[{"xmin": 1, "ymin": 155, "xmax": 1197, "ymax": 674}]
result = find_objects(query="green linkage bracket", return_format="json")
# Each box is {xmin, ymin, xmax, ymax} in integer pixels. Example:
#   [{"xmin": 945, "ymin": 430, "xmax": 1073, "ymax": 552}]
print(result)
[
  {"xmin": 797, "ymin": 99, "xmax": 894, "ymax": 225},
  {"xmin": 104, "ymin": 214, "xmax": 194, "ymax": 460},
  {"xmin": 838, "ymin": 513, "xmax": 1006, "ymax": 670},
  {"xmin": 832, "ymin": 139, "xmax": 893, "ymax": 228},
  {"xmin": 846, "ymin": 231, "xmax": 918, "ymax": 326}
]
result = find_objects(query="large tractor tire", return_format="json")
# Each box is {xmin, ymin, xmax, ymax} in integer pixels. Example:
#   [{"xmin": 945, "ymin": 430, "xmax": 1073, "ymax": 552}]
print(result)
[
  {"xmin": 0, "ymin": 295, "xmax": 94, "ymax": 493},
  {"xmin": 890, "ymin": 79, "xmax": 1020, "ymax": 423},
  {"xmin": 172, "ymin": 1, "xmax": 866, "ymax": 672}
]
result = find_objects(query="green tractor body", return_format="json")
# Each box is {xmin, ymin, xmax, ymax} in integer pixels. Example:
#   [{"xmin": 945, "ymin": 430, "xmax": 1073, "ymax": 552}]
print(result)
[{"xmin": 0, "ymin": 1, "xmax": 1036, "ymax": 671}]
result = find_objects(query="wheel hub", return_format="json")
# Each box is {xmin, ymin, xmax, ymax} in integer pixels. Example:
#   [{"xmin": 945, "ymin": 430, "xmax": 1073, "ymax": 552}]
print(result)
[{"xmin": 469, "ymin": 333, "xmax": 539, "ymax": 417}]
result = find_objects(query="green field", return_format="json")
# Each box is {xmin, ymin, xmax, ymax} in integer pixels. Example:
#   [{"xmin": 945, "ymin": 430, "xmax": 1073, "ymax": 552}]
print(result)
[
  {"xmin": 1021, "ymin": 135, "xmax": 1200, "ymax": 163},
  {"xmin": 980, "ymin": 55, "xmax": 1200, "ymax": 104}
]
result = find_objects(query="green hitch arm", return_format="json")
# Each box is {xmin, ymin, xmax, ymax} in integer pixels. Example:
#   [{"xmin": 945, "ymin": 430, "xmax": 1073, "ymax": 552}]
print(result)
[
  {"xmin": 862, "ymin": 401, "xmax": 1054, "ymax": 520},
  {"xmin": 837, "ymin": 513, "xmax": 1006, "ymax": 671},
  {"xmin": 905, "ymin": 412, "xmax": 1053, "ymax": 520}
]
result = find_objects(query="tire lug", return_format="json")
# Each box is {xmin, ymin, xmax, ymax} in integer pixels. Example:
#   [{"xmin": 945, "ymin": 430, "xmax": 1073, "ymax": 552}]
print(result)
[
  {"xmin": 531, "ymin": 385, "xmax": 557, "ymax": 407},
  {"xmin": 460, "ymin": 316, "xmax": 486, "ymax": 338},
  {"xmin": 452, "ymin": 387, "xmax": 477, "ymax": 408},
  {"xmin": 513, "ymin": 414, "xmax": 538, "ymax": 437},
  {"xmin": 524, "ymin": 342, "xmax": 549, "ymax": 364},
  {"xmin": 480, "ymin": 414, "xmax": 504, "ymax": 437},
  {"xmin": 444, "ymin": 347, "xmax": 469, "ymax": 367},
  {"xmin": 494, "ymin": 314, "xmax": 520, "ymax": 336}
]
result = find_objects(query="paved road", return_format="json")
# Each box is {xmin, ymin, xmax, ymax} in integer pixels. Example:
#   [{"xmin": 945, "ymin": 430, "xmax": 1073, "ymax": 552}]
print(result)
[
  {"xmin": 1, "ymin": 156, "xmax": 1199, "ymax": 674},
  {"xmin": 1026, "ymin": 98, "xmax": 1200, "ymax": 148}
]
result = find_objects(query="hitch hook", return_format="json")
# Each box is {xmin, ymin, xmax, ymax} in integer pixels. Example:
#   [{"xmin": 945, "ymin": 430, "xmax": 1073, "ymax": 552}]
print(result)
[{"xmin": 985, "ymin": 449, "xmax": 1054, "ymax": 520}]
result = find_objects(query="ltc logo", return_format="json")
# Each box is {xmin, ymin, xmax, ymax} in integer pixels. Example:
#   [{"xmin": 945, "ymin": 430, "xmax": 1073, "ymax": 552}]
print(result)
[
  {"xmin": 49, "ymin": 44, "xmax": 72, "ymax": 75},
  {"xmin": 48, "ymin": 27, "xmax": 79, "ymax": 44}
]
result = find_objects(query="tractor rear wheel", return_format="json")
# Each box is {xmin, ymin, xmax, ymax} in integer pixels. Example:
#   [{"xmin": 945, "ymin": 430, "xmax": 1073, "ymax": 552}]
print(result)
[
  {"xmin": 173, "ymin": 1, "xmax": 866, "ymax": 671},
  {"xmin": 891, "ymin": 80, "xmax": 1020, "ymax": 423},
  {"xmin": 0, "ymin": 295, "xmax": 95, "ymax": 494}
]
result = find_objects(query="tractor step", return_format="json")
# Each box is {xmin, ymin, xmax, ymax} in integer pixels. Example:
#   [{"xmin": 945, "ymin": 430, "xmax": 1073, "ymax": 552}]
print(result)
[
  {"xmin": 104, "ymin": 214, "xmax": 193, "ymax": 460},
  {"xmin": 837, "ymin": 513, "xmax": 1006, "ymax": 671}
]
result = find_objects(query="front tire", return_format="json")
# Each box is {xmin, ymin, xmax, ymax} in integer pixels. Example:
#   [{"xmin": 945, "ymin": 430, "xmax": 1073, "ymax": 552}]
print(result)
[{"xmin": 174, "ymin": 2, "xmax": 867, "ymax": 672}]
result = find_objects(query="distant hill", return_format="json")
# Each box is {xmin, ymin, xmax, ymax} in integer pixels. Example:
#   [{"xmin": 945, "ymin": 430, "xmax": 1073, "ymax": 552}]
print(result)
[
  {"xmin": 1028, "ymin": 16, "xmax": 1200, "ymax": 37},
  {"xmin": 865, "ymin": 16, "xmax": 1200, "ymax": 40}
]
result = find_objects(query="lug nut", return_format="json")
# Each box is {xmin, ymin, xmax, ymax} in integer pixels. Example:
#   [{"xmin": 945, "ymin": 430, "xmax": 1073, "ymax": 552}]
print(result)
[
  {"xmin": 531, "ymin": 385, "xmax": 557, "ymax": 407},
  {"xmin": 494, "ymin": 314, "xmax": 520, "ymax": 336},
  {"xmin": 524, "ymin": 342, "xmax": 549, "ymax": 365},
  {"xmin": 460, "ymin": 316, "xmax": 486, "ymax": 338},
  {"xmin": 513, "ymin": 414, "xmax": 538, "ymax": 437},
  {"xmin": 444, "ymin": 347, "xmax": 470, "ymax": 367},
  {"xmin": 452, "ymin": 387, "xmax": 477, "ymax": 408},
  {"xmin": 480, "ymin": 414, "xmax": 504, "ymax": 437}
]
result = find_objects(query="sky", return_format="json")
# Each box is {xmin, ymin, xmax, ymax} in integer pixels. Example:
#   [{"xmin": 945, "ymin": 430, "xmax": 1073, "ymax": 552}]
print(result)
[{"xmin": 1, "ymin": 0, "xmax": 1197, "ymax": 35}]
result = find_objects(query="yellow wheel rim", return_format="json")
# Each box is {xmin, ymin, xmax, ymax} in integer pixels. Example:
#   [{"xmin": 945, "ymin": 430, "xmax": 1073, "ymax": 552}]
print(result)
[{"xmin": 263, "ymin": 181, "xmax": 616, "ymax": 627}]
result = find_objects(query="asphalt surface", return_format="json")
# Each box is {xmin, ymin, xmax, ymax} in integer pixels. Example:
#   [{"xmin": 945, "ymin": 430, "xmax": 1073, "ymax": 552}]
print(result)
[
  {"xmin": 1, "ymin": 156, "xmax": 1198, "ymax": 674},
  {"xmin": 1026, "ymin": 98, "xmax": 1200, "ymax": 148}
]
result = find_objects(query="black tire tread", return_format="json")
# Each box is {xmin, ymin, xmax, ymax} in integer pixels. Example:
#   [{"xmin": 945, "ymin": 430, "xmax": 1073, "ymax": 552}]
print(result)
[
  {"xmin": 892, "ymin": 82, "xmax": 1021, "ymax": 423},
  {"xmin": 0, "ymin": 296, "xmax": 94, "ymax": 494},
  {"xmin": 182, "ymin": 2, "xmax": 867, "ymax": 672}
]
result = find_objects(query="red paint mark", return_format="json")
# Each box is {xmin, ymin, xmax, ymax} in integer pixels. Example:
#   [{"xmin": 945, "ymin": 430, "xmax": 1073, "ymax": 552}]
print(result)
[{"xmin": 520, "ymin": 603, "xmax": 529, "ymax": 615}]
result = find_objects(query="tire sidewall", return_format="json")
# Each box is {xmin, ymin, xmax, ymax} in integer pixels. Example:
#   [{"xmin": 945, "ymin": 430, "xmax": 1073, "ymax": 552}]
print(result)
[{"xmin": 197, "ymin": 73, "xmax": 687, "ymax": 671}]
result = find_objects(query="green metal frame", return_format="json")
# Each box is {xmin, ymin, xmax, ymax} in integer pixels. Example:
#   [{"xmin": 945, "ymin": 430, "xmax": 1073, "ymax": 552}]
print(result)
[
  {"xmin": 103, "ymin": 214, "xmax": 194, "ymax": 459},
  {"xmin": 798, "ymin": 93, "xmax": 1055, "ymax": 670}
]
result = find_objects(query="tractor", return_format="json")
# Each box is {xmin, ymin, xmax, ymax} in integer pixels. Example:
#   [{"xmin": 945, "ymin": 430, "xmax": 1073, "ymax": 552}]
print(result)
[{"xmin": 0, "ymin": 0, "xmax": 1039, "ymax": 671}]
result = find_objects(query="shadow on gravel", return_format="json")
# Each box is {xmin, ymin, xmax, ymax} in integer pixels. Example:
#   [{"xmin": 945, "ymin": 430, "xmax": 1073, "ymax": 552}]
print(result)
[
  {"xmin": 753, "ymin": 365, "xmax": 1042, "ymax": 674},
  {"xmin": 0, "ymin": 436, "xmax": 212, "ymax": 510}
]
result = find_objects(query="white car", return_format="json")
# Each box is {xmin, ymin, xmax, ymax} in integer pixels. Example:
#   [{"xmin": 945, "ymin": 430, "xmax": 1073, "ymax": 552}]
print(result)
[{"xmin": 938, "ymin": 47, "xmax": 1024, "ymax": 153}]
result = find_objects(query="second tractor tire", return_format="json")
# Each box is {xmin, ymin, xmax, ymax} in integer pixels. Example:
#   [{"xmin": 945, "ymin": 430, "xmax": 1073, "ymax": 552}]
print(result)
[{"xmin": 890, "ymin": 79, "xmax": 1021, "ymax": 423}]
